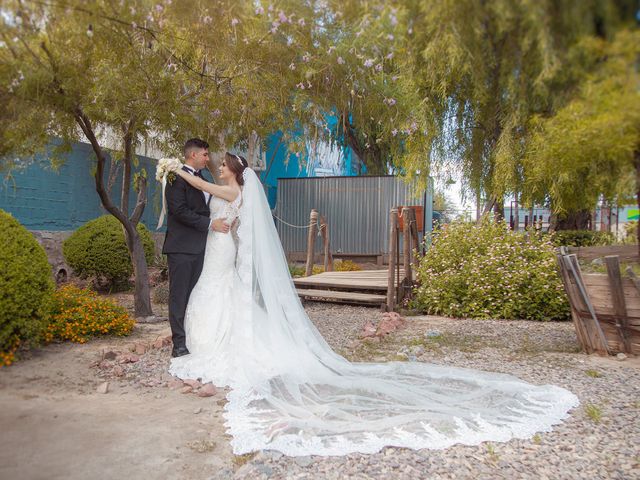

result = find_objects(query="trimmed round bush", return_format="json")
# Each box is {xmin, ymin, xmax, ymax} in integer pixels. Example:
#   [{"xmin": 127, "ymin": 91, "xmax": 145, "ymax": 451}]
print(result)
[
  {"xmin": 63, "ymin": 215, "xmax": 155, "ymax": 289},
  {"xmin": 0, "ymin": 209, "xmax": 54, "ymax": 366},
  {"xmin": 414, "ymin": 218, "xmax": 570, "ymax": 321}
]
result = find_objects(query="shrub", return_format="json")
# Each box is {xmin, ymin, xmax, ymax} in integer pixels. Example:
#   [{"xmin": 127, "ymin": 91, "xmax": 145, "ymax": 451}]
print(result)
[
  {"xmin": 45, "ymin": 285, "xmax": 134, "ymax": 343},
  {"xmin": 335, "ymin": 260, "xmax": 363, "ymax": 272},
  {"xmin": 312, "ymin": 265, "xmax": 325, "ymax": 275},
  {"xmin": 550, "ymin": 230, "xmax": 615, "ymax": 247},
  {"xmin": 288, "ymin": 263, "xmax": 306, "ymax": 277},
  {"xmin": 0, "ymin": 210, "xmax": 54, "ymax": 367},
  {"xmin": 623, "ymin": 221, "xmax": 637, "ymax": 244},
  {"xmin": 152, "ymin": 282, "xmax": 169, "ymax": 304},
  {"xmin": 63, "ymin": 215, "xmax": 155, "ymax": 289},
  {"xmin": 413, "ymin": 218, "xmax": 570, "ymax": 321}
]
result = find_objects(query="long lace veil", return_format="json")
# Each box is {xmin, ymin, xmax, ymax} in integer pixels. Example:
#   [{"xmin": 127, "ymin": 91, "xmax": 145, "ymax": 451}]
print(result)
[{"xmin": 228, "ymin": 167, "xmax": 578, "ymax": 456}]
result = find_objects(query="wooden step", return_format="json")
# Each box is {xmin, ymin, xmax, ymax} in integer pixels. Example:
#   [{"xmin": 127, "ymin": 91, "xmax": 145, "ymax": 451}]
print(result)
[
  {"xmin": 293, "ymin": 269, "xmax": 400, "ymax": 292},
  {"xmin": 296, "ymin": 288, "xmax": 386, "ymax": 305}
]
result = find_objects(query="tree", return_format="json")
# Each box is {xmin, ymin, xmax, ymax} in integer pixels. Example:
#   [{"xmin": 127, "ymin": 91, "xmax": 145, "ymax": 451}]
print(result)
[
  {"xmin": 523, "ymin": 29, "xmax": 640, "ymax": 250},
  {"xmin": 0, "ymin": 0, "xmax": 208, "ymax": 317},
  {"xmin": 2, "ymin": 0, "xmax": 415, "ymax": 317},
  {"xmin": 401, "ymin": 0, "xmax": 636, "ymax": 218}
]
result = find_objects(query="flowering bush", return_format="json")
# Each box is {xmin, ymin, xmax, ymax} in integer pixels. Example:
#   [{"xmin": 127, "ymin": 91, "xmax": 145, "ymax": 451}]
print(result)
[
  {"xmin": 45, "ymin": 285, "xmax": 135, "ymax": 343},
  {"xmin": 413, "ymin": 218, "xmax": 570, "ymax": 321},
  {"xmin": 335, "ymin": 260, "xmax": 363, "ymax": 272}
]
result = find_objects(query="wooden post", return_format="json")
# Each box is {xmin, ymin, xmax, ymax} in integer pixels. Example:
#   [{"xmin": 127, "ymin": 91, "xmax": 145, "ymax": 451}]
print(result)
[
  {"xmin": 565, "ymin": 254, "xmax": 611, "ymax": 355},
  {"xmin": 387, "ymin": 208, "xmax": 398, "ymax": 311},
  {"xmin": 557, "ymin": 254, "xmax": 592, "ymax": 353},
  {"xmin": 320, "ymin": 215, "xmax": 333, "ymax": 272},
  {"xmin": 305, "ymin": 209, "xmax": 318, "ymax": 276},
  {"xmin": 402, "ymin": 207, "xmax": 411, "ymax": 284},
  {"xmin": 605, "ymin": 256, "xmax": 632, "ymax": 353},
  {"xmin": 409, "ymin": 209, "xmax": 420, "ymax": 259}
]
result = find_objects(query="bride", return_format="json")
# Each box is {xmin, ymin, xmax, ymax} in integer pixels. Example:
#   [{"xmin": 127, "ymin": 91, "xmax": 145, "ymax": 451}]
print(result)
[{"xmin": 168, "ymin": 153, "xmax": 578, "ymax": 457}]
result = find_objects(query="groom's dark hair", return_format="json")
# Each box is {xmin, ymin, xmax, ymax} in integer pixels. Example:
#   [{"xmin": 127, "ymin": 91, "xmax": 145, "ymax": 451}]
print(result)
[{"xmin": 183, "ymin": 138, "xmax": 209, "ymax": 158}]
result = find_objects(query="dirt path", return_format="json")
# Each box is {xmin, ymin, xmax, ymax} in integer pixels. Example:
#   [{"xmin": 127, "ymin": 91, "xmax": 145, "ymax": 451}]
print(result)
[
  {"xmin": 0, "ymin": 323, "xmax": 234, "ymax": 480},
  {"xmin": 2, "ymin": 302, "xmax": 638, "ymax": 480}
]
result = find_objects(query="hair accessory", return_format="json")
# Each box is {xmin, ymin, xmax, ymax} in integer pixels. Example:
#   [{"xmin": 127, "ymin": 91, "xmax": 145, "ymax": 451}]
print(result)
[{"xmin": 235, "ymin": 154, "xmax": 248, "ymax": 168}]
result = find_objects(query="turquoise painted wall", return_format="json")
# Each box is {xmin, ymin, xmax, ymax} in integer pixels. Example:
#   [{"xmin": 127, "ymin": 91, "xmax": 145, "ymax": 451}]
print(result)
[
  {"xmin": 260, "ymin": 123, "xmax": 362, "ymax": 209},
  {"xmin": 0, "ymin": 141, "xmax": 162, "ymax": 231}
]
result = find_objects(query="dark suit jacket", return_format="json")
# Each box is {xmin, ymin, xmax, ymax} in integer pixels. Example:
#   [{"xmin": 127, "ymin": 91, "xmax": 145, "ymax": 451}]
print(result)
[{"xmin": 162, "ymin": 168, "xmax": 211, "ymax": 255}]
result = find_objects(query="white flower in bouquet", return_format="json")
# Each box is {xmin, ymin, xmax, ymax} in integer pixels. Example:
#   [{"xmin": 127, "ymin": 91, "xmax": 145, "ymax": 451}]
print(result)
[{"xmin": 155, "ymin": 157, "xmax": 182, "ymax": 184}]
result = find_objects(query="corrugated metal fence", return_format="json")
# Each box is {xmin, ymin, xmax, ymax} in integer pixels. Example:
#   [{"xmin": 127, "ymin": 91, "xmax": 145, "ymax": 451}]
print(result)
[{"xmin": 274, "ymin": 175, "xmax": 433, "ymax": 256}]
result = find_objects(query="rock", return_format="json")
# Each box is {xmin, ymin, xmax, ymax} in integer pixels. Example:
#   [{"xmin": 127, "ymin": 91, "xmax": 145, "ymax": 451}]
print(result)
[
  {"xmin": 136, "ymin": 315, "xmax": 167, "ymax": 324},
  {"xmin": 264, "ymin": 450, "xmax": 284, "ymax": 461},
  {"xmin": 133, "ymin": 343, "xmax": 147, "ymax": 355},
  {"xmin": 117, "ymin": 353, "xmax": 140, "ymax": 364},
  {"xmin": 180, "ymin": 386, "xmax": 193, "ymax": 394},
  {"xmin": 616, "ymin": 352, "xmax": 627, "ymax": 361},
  {"xmin": 361, "ymin": 320, "xmax": 377, "ymax": 338},
  {"xmin": 168, "ymin": 379, "xmax": 184, "ymax": 390},
  {"xmin": 96, "ymin": 381, "xmax": 110, "ymax": 394},
  {"xmin": 184, "ymin": 379, "xmax": 202, "ymax": 389},
  {"xmin": 409, "ymin": 345, "xmax": 425, "ymax": 356},
  {"xmin": 591, "ymin": 257, "xmax": 604, "ymax": 266},
  {"xmin": 193, "ymin": 407, "xmax": 202, "ymax": 414},
  {"xmin": 376, "ymin": 313, "xmax": 405, "ymax": 337},
  {"xmin": 112, "ymin": 365, "xmax": 124, "ymax": 377},
  {"xmin": 295, "ymin": 456, "xmax": 313, "ymax": 467},
  {"xmin": 103, "ymin": 350, "xmax": 118, "ymax": 360},
  {"xmin": 98, "ymin": 360, "xmax": 113, "ymax": 370},
  {"xmin": 425, "ymin": 330, "xmax": 441, "ymax": 338},
  {"xmin": 254, "ymin": 464, "xmax": 274, "ymax": 476},
  {"xmin": 197, "ymin": 383, "xmax": 217, "ymax": 397}
]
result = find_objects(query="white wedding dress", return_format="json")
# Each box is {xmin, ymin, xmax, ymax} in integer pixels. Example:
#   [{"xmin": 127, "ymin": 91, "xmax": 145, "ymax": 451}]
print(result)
[{"xmin": 170, "ymin": 168, "xmax": 578, "ymax": 457}]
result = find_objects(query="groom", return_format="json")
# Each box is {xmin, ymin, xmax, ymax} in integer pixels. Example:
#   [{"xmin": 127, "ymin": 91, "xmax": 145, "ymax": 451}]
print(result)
[{"xmin": 162, "ymin": 138, "xmax": 230, "ymax": 357}]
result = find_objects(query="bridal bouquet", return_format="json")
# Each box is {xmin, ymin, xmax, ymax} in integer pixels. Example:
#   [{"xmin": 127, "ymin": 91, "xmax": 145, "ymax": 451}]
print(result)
[
  {"xmin": 156, "ymin": 157, "xmax": 182, "ymax": 230},
  {"xmin": 155, "ymin": 157, "xmax": 182, "ymax": 184}
]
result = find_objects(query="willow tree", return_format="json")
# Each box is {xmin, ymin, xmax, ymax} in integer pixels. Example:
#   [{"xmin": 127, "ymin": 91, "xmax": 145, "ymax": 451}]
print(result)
[
  {"xmin": 523, "ymin": 30, "xmax": 640, "ymax": 247},
  {"xmin": 403, "ymin": 0, "xmax": 636, "ymax": 217}
]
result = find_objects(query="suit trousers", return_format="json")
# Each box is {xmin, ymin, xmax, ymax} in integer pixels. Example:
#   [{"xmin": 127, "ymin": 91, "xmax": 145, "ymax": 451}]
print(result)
[{"xmin": 167, "ymin": 251, "xmax": 205, "ymax": 349}]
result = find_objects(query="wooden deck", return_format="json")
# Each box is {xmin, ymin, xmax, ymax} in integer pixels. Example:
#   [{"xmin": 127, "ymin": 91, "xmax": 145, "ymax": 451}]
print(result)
[{"xmin": 294, "ymin": 269, "xmax": 405, "ymax": 306}]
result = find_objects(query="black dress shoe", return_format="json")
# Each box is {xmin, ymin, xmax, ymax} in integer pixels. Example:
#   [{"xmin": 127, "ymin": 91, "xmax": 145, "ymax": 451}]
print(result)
[{"xmin": 171, "ymin": 347, "xmax": 190, "ymax": 358}]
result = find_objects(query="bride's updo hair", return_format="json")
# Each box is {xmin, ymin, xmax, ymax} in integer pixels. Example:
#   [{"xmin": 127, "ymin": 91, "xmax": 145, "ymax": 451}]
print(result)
[{"xmin": 225, "ymin": 152, "xmax": 249, "ymax": 185}]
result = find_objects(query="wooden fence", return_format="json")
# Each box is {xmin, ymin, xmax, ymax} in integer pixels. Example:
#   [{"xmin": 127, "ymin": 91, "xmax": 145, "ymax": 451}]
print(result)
[{"xmin": 558, "ymin": 250, "xmax": 640, "ymax": 356}]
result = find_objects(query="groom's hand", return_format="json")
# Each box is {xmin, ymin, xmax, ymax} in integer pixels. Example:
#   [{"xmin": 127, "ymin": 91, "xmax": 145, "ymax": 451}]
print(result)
[{"xmin": 211, "ymin": 219, "xmax": 230, "ymax": 233}]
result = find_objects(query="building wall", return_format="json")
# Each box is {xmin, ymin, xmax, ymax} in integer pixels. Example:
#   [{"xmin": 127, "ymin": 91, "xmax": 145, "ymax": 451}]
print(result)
[
  {"xmin": 274, "ymin": 175, "xmax": 432, "ymax": 256},
  {"xmin": 0, "ymin": 141, "xmax": 163, "ymax": 231}
]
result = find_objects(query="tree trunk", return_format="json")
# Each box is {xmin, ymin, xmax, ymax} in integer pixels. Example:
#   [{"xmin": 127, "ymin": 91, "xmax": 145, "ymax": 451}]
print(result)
[
  {"xmin": 635, "ymin": 149, "xmax": 640, "ymax": 257},
  {"xmin": 124, "ymin": 226, "xmax": 154, "ymax": 317},
  {"xmin": 74, "ymin": 109, "xmax": 154, "ymax": 318},
  {"xmin": 554, "ymin": 210, "xmax": 591, "ymax": 230},
  {"xmin": 513, "ymin": 197, "xmax": 519, "ymax": 231}
]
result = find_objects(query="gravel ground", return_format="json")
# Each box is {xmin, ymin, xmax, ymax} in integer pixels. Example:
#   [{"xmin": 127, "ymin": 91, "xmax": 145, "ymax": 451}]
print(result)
[
  {"xmin": 225, "ymin": 303, "xmax": 640, "ymax": 480},
  {"xmin": 66, "ymin": 300, "xmax": 640, "ymax": 479}
]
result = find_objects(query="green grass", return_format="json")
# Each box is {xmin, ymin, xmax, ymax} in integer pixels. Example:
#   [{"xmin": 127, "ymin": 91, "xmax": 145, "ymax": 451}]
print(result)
[{"xmin": 584, "ymin": 403, "xmax": 603, "ymax": 423}]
